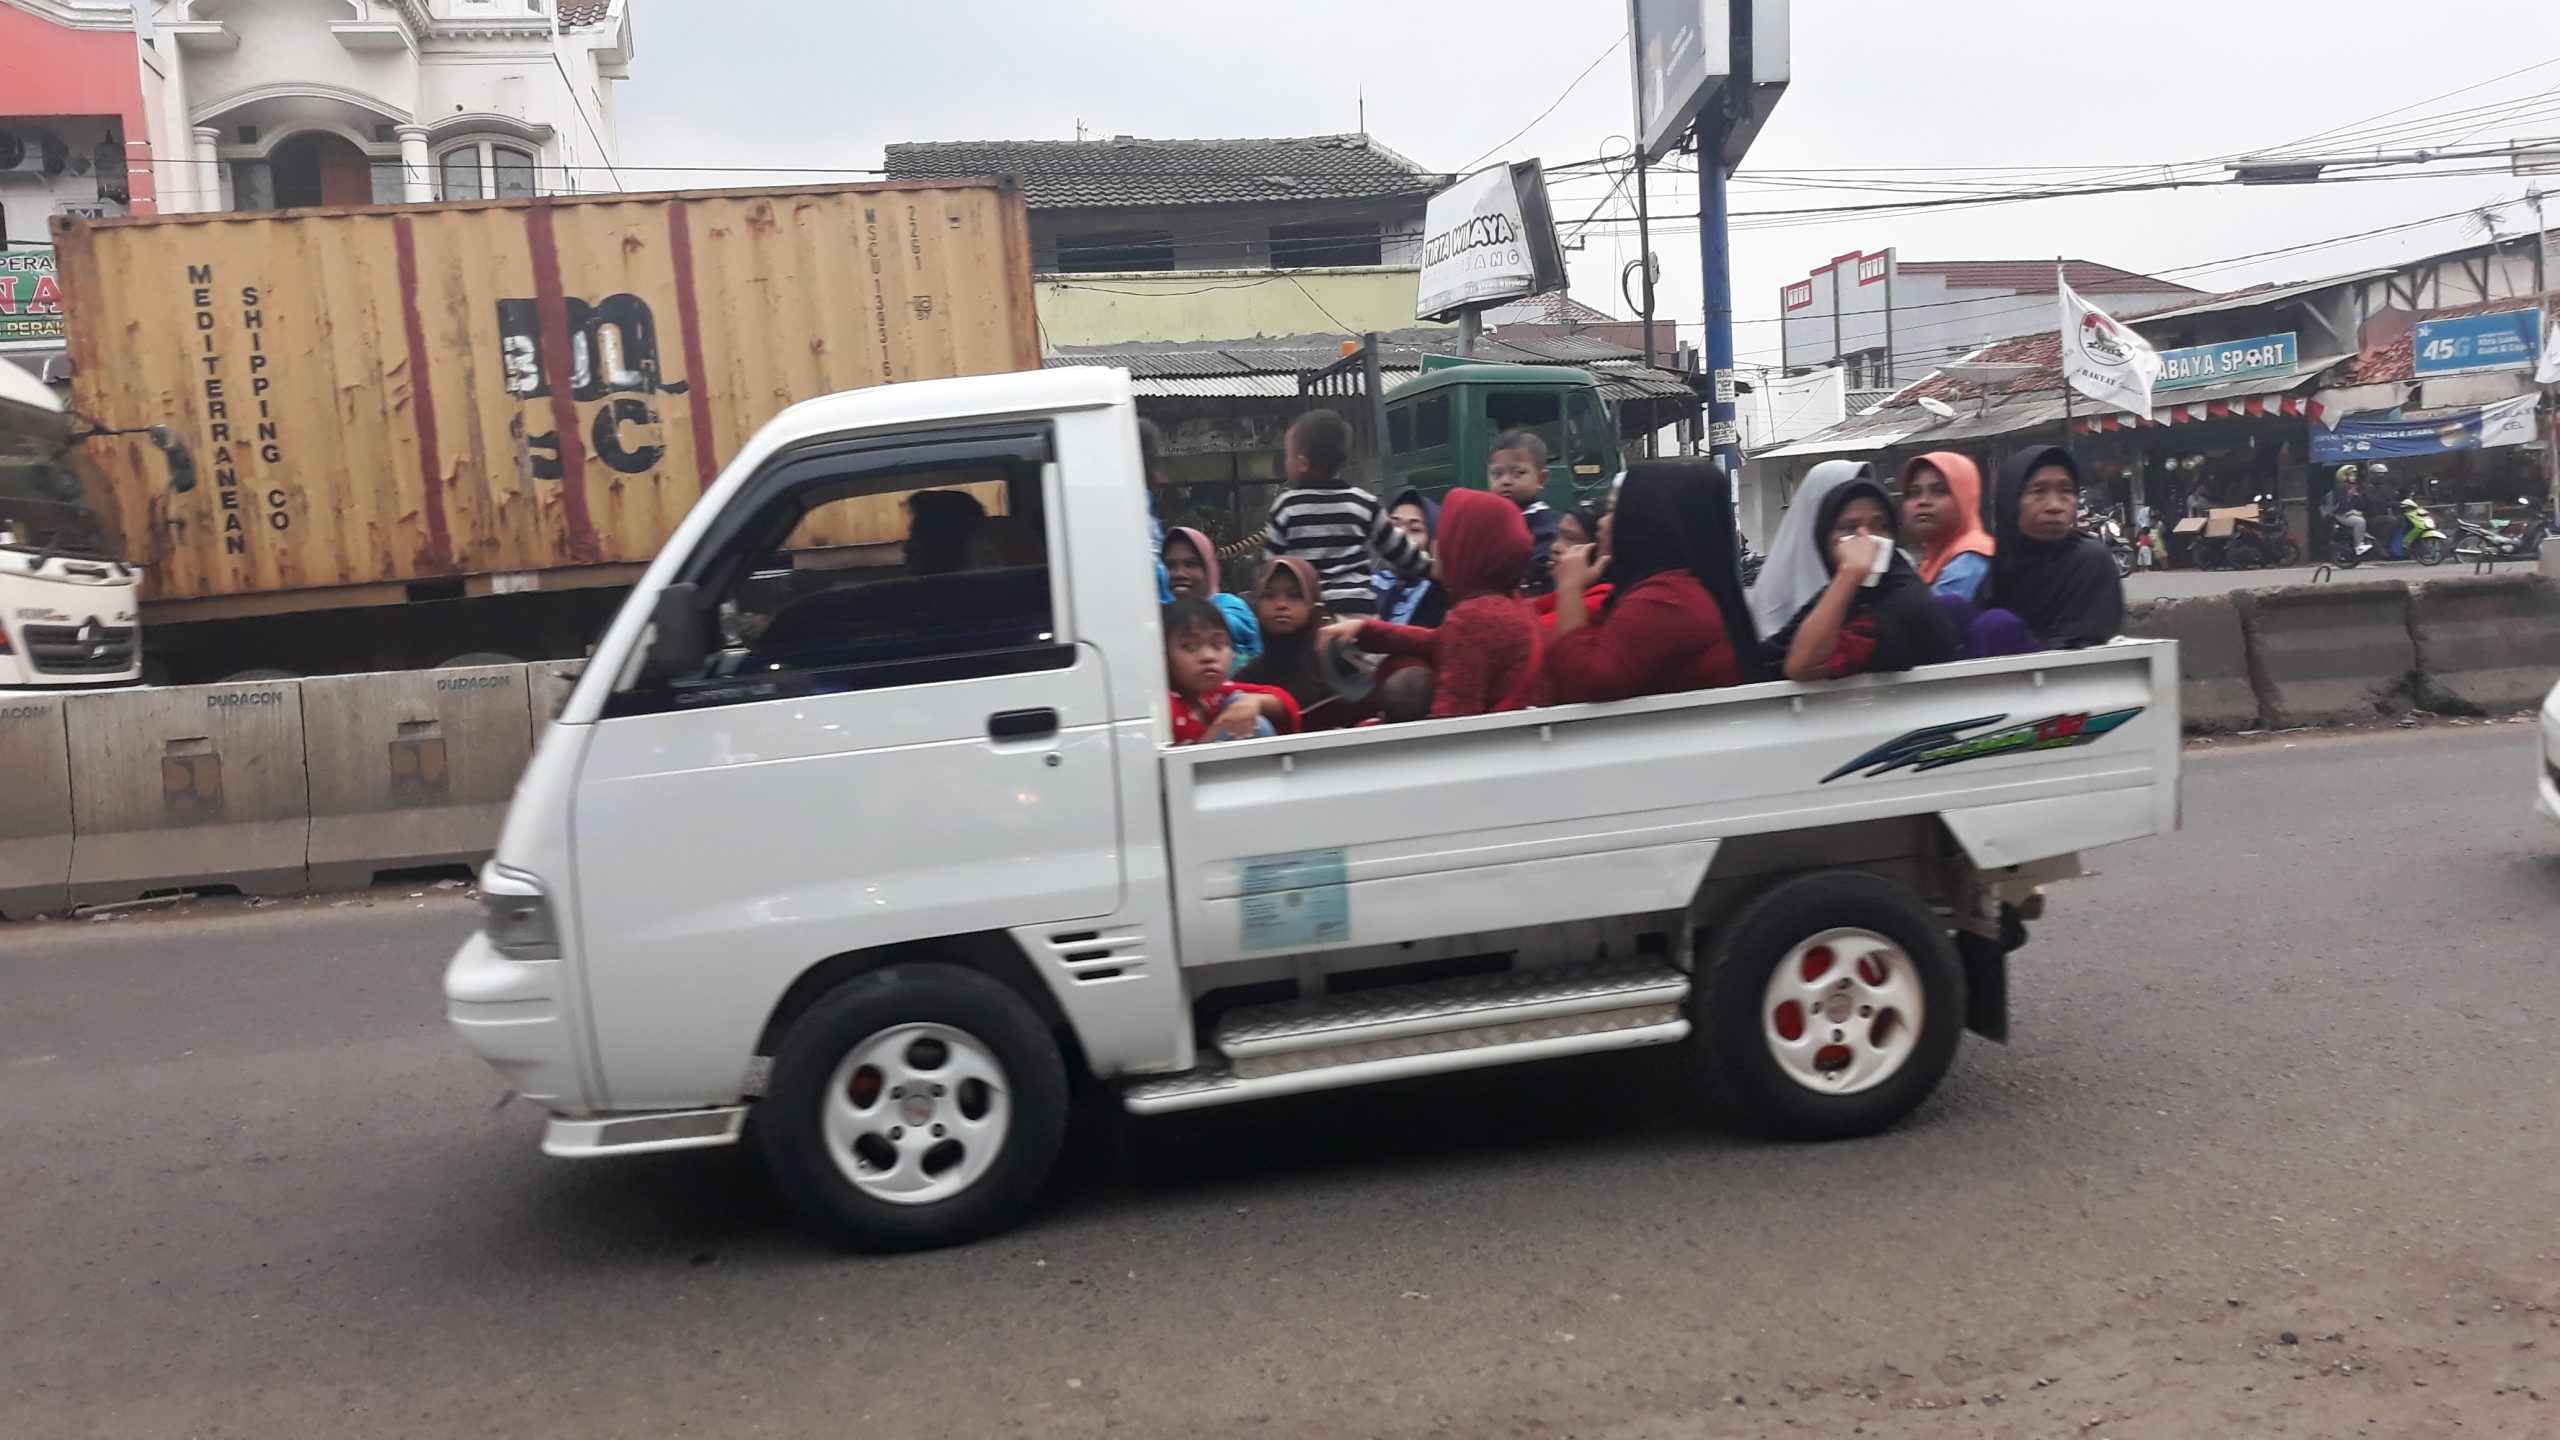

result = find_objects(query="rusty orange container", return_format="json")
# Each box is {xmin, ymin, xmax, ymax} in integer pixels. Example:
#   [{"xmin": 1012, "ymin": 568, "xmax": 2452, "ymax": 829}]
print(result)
[{"xmin": 52, "ymin": 181, "xmax": 1038, "ymax": 607}]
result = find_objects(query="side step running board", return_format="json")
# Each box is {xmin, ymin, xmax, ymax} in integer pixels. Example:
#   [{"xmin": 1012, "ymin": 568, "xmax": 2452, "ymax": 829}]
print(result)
[{"xmin": 1123, "ymin": 958, "xmax": 1690, "ymax": 1116}]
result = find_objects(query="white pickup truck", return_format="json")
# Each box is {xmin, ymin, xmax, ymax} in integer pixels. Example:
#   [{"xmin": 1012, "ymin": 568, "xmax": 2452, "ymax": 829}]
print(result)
[{"xmin": 445, "ymin": 367, "xmax": 2181, "ymax": 1251}]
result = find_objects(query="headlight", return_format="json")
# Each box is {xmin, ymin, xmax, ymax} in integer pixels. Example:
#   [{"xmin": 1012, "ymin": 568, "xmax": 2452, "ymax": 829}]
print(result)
[{"xmin": 479, "ymin": 863, "xmax": 561, "ymax": 961}]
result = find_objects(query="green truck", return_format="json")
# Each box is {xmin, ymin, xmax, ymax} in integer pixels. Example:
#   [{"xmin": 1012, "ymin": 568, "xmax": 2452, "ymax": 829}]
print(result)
[{"xmin": 1381, "ymin": 361, "xmax": 1624, "ymax": 513}]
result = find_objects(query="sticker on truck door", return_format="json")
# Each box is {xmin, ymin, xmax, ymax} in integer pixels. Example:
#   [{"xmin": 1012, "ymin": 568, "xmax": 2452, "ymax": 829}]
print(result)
[
  {"xmin": 1822, "ymin": 708, "xmax": 2143, "ymax": 782},
  {"xmin": 1238, "ymin": 847, "xmax": 1350, "ymax": 951}
]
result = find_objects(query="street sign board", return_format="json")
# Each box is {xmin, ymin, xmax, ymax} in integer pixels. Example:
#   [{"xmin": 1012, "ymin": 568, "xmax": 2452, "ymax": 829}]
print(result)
[
  {"xmin": 1415, "ymin": 162, "xmax": 1564, "ymax": 321},
  {"xmin": 0, "ymin": 248, "xmax": 64, "ymax": 345},
  {"xmin": 2152, "ymin": 331, "xmax": 2296, "ymax": 391},
  {"xmin": 2412, "ymin": 308, "xmax": 2542, "ymax": 377},
  {"xmin": 1631, "ymin": 0, "xmax": 1729, "ymax": 162}
]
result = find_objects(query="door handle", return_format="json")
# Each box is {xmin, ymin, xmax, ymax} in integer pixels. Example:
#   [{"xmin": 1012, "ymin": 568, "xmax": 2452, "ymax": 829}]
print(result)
[{"xmin": 988, "ymin": 707, "xmax": 1059, "ymax": 740}]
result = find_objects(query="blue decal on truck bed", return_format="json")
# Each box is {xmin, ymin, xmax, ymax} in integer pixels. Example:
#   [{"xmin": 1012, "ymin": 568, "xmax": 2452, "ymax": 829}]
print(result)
[{"xmin": 1822, "ymin": 708, "xmax": 2144, "ymax": 783}]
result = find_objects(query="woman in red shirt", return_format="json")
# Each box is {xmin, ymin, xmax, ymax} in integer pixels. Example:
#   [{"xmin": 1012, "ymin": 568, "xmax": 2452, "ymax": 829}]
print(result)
[
  {"xmin": 1546, "ymin": 460, "xmax": 1768, "ymax": 702},
  {"xmin": 1323, "ymin": 489, "xmax": 1546, "ymax": 718}
]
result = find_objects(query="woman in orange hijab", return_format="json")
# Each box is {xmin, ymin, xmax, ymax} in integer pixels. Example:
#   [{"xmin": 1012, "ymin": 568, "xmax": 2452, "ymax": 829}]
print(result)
[{"xmin": 1899, "ymin": 451, "xmax": 1994, "ymax": 602}]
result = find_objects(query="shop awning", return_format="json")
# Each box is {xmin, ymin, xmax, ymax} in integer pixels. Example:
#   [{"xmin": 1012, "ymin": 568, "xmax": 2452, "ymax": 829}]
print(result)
[{"xmin": 2073, "ymin": 357, "xmax": 2348, "ymax": 434}]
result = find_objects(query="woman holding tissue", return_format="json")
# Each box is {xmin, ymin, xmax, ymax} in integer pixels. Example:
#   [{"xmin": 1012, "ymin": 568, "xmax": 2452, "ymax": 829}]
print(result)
[{"xmin": 1755, "ymin": 462, "xmax": 1959, "ymax": 682}]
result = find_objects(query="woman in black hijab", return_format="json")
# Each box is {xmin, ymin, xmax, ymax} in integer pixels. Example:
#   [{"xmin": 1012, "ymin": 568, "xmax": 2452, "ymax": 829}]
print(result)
[
  {"xmin": 1762, "ymin": 471, "xmax": 1960, "ymax": 680},
  {"xmin": 1548, "ymin": 459, "xmax": 1772, "ymax": 699},
  {"xmin": 1975, "ymin": 444, "xmax": 2123, "ymax": 651}
]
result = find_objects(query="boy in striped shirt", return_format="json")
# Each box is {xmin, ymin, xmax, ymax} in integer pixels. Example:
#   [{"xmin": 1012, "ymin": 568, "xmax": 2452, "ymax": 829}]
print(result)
[{"xmin": 1261, "ymin": 410, "xmax": 1428, "ymax": 618}]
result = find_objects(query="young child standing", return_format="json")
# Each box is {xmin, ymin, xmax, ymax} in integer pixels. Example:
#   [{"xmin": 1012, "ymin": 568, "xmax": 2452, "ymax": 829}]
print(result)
[
  {"xmin": 1261, "ymin": 410, "xmax": 1427, "ymax": 618},
  {"xmin": 1486, "ymin": 428, "xmax": 1561, "ymax": 594},
  {"xmin": 1163, "ymin": 597, "xmax": 1297, "ymax": 745}
]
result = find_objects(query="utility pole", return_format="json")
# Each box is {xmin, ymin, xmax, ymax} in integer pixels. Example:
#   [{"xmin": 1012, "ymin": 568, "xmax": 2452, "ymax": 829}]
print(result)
[
  {"xmin": 1628, "ymin": 0, "xmax": 1657, "ymax": 457},
  {"xmin": 1697, "ymin": 93, "xmax": 1742, "ymax": 491}
]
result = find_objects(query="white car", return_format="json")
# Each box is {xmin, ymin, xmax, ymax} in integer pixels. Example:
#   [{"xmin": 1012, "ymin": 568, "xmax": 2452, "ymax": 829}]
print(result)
[{"xmin": 2540, "ymin": 679, "xmax": 2560, "ymax": 824}]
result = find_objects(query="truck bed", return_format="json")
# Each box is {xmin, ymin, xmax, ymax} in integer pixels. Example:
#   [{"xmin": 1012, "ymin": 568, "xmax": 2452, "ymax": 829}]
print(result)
[{"xmin": 1159, "ymin": 642, "xmax": 2180, "ymax": 969}]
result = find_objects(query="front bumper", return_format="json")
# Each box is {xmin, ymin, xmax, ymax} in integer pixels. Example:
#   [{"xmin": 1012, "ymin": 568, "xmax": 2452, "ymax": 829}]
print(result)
[{"xmin": 444, "ymin": 930, "xmax": 587, "ymax": 1111}]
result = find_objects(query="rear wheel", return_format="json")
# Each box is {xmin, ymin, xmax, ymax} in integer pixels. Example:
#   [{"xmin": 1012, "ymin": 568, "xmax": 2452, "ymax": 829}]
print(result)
[
  {"xmin": 1689, "ymin": 869, "xmax": 1966, "ymax": 1141},
  {"xmin": 759, "ymin": 963, "xmax": 1068, "ymax": 1252},
  {"xmin": 2330, "ymin": 533, "xmax": 2364, "ymax": 568}
]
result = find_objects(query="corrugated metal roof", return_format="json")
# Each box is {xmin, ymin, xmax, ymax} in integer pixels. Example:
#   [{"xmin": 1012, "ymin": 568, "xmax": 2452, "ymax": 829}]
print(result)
[
  {"xmin": 1893, "ymin": 259, "xmax": 2201, "ymax": 297},
  {"xmin": 885, "ymin": 134, "xmax": 1444, "ymax": 210}
]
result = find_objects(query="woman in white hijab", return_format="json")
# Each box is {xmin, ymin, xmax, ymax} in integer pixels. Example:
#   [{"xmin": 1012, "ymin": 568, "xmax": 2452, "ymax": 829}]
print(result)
[{"xmin": 1749, "ymin": 459, "xmax": 1874, "ymax": 637}]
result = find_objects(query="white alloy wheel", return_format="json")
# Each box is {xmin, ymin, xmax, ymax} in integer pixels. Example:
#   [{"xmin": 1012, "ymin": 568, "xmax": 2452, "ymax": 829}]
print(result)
[
  {"xmin": 1759, "ymin": 927, "xmax": 1924, "ymax": 1096},
  {"xmin": 823, "ymin": 1023, "xmax": 1011, "ymax": 1205}
]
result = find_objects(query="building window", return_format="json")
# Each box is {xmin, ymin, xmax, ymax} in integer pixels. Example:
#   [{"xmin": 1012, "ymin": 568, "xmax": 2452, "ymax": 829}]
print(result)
[
  {"xmin": 493, "ymin": 145, "xmax": 537, "ymax": 199},
  {"xmin": 439, "ymin": 148, "xmax": 483, "ymax": 201},
  {"xmin": 1055, "ymin": 231, "xmax": 1175, "ymax": 273},
  {"xmin": 438, "ymin": 141, "xmax": 543, "ymax": 202},
  {"xmin": 1269, "ymin": 221, "xmax": 1382, "ymax": 269}
]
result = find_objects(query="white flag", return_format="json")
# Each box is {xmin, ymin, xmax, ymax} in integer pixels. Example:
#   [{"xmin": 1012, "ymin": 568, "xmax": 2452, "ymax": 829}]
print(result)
[
  {"xmin": 2059, "ymin": 274, "xmax": 2161, "ymax": 420},
  {"xmin": 2537, "ymin": 310, "xmax": 2560, "ymax": 386}
]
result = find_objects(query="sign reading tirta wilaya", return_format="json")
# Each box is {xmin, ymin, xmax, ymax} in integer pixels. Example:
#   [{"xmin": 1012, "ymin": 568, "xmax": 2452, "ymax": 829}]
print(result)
[
  {"xmin": 0, "ymin": 248, "xmax": 64, "ymax": 344},
  {"xmin": 2153, "ymin": 332, "xmax": 2296, "ymax": 391}
]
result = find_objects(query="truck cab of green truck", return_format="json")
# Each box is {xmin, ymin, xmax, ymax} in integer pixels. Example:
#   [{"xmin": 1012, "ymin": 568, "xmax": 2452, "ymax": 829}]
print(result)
[{"xmin": 1381, "ymin": 362, "xmax": 1623, "ymax": 513}]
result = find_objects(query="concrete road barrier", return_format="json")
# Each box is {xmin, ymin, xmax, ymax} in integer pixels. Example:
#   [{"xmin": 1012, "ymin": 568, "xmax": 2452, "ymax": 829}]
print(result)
[
  {"xmin": 2123, "ymin": 595, "xmax": 2258, "ymax": 732},
  {"xmin": 2237, "ymin": 581, "xmax": 2415, "ymax": 729},
  {"xmin": 303, "ymin": 665, "xmax": 535, "ymax": 891},
  {"xmin": 529, "ymin": 659, "xmax": 586, "ymax": 738},
  {"xmin": 67, "ymin": 679, "xmax": 309, "ymax": 904},
  {"xmin": 2410, "ymin": 573, "xmax": 2560, "ymax": 715},
  {"xmin": 0, "ymin": 695, "xmax": 75, "ymax": 918}
]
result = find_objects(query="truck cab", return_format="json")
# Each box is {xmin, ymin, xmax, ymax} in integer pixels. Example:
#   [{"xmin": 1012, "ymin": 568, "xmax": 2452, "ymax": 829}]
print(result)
[
  {"xmin": 1382, "ymin": 362, "xmax": 1621, "ymax": 511},
  {"xmin": 446, "ymin": 366, "xmax": 2181, "ymax": 1254},
  {"xmin": 0, "ymin": 362, "xmax": 139, "ymax": 687}
]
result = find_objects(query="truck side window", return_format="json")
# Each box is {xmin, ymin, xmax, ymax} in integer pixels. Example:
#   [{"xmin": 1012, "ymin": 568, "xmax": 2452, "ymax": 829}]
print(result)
[
  {"xmin": 1485, "ymin": 391, "xmax": 1564, "ymax": 468},
  {"xmin": 1414, "ymin": 395, "xmax": 1451, "ymax": 450},
  {"xmin": 1566, "ymin": 390, "xmax": 1609, "ymax": 477},
  {"xmin": 691, "ymin": 454, "xmax": 1055, "ymax": 688},
  {"xmin": 1387, "ymin": 405, "xmax": 1413, "ymax": 456}
]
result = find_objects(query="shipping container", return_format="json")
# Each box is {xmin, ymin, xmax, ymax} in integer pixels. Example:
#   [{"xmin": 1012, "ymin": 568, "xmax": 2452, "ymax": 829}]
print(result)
[{"xmin": 50, "ymin": 181, "xmax": 1039, "ymax": 679}]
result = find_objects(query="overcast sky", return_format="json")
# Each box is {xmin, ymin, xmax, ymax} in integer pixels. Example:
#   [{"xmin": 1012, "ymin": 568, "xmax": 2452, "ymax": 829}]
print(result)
[{"xmin": 620, "ymin": 1, "xmax": 2560, "ymax": 371}]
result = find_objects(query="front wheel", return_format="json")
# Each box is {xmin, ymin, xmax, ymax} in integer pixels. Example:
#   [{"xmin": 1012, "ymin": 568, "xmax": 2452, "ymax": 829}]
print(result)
[
  {"xmin": 2227, "ymin": 539, "xmax": 2264, "ymax": 571},
  {"xmin": 2272, "ymin": 539, "xmax": 2302, "ymax": 567},
  {"xmin": 1688, "ymin": 869, "xmax": 1966, "ymax": 1141},
  {"xmin": 760, "ymin": 963, "xmax": 1069, "ymax": 1252},
  {"xmin": 2414, "ymin": 534, "xmax": 2450, "ymax": 566}
]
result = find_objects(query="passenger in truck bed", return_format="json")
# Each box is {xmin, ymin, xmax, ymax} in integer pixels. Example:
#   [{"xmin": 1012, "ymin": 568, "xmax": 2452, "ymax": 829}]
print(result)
[
  {"xmin": 1238, "ymin": 556, "xmax": 1372, "ymax": 730},
  {"xmin": 1756, "ymin": 462, "xmax": 1960, "ymax": 682},
  {"xmin": 1164, "ymin": 597, "xmax": 1297, "ymax": 744},
  {"xmin": 1969, "ymin": 444, "xmax": 2124, "ymax": 654},
  {"xmin": 1321, "ymin": 489, "xmax": 1547, "ymax": 719},
  {"xmin": 1543, "ymin": 459, "xmax": 1767, "ymax": 702}
]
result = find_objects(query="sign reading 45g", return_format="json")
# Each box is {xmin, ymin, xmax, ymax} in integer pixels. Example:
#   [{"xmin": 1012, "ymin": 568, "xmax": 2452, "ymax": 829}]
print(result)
[{"xmin": 2412, "ymin": 308, "xmax": 2542, "ymax": 377}]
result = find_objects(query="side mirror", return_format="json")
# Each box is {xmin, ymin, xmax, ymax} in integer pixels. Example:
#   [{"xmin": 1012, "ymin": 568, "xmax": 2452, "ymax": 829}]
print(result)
[
  {"xmin": 149, "ymin": 425, "xmax": 197, "ymax": 494},
  {"xmin": 642, "ymin": 581, "xmax": 707, "ymax": 684}
]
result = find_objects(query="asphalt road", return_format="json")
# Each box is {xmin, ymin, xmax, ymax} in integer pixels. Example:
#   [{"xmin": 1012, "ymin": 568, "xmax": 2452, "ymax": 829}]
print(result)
[{"xmin": 5, "ymin": 725, "xmax": 2556, "ymax": 1439}]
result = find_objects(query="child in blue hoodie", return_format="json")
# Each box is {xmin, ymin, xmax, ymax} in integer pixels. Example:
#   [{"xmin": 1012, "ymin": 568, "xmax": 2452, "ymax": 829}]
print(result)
[{"xmin": 1487, "ymin": 428, "xmax": 1560, "ymax": 596}]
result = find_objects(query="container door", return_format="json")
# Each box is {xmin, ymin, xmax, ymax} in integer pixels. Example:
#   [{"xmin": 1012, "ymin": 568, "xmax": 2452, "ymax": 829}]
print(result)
[{"xmin": 568, "ymin": 427, "xmax": 1125, "ymax": 1108}]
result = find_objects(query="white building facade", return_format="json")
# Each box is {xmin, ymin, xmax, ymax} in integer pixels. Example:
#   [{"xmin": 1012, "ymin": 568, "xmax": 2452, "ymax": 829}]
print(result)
[
  {"xmin": 146, "ymin": 0, "xmax": 632, "ymax": 214},
  {"xmin": 1779, "ymin": 250, "xmax": 2201, "ymax": 391}
]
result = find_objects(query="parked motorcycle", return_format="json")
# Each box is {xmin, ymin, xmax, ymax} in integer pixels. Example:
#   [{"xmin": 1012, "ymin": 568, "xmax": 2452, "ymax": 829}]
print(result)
[
  {"xmin": 2451, "ymin": 497, "xmax": 2550, "ymax": 563},
  {"xmin": 2331, "ymin": 495, "xmax": 2449, "ymax": 568},
  {"xmin": 2081, "ymin": 506, "xmax": 2136, "ymax": 577},
  {"xmin": 1739, "ymin": 537, "xmax": 1765, "ymax": 589},
  {"xmin": 2223, "ymin": 495, "xmax": 2302, "ymax": 570}
]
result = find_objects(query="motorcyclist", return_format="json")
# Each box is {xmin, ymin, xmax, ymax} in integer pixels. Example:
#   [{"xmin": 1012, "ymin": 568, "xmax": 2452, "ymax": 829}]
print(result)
[
  {"xmin": 2326, "ymin": 464, "xmax": 2370, "ymax": 555},
  {"xmin": 2367, "ymin": 462, "xmax": 2402, "ymax": 550}
]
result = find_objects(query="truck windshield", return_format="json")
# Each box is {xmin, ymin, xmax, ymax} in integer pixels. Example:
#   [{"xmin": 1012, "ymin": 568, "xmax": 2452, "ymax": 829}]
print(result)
[{"xmin": 0, "ymin": 412, "xmax": 107, "ymax": 558}]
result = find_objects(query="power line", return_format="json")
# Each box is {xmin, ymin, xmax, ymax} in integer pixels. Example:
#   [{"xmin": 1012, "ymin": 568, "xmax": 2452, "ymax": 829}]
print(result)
[{"xmin": 1456, "ymin": 32, "xmax": 1626, "ymax": 174}]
